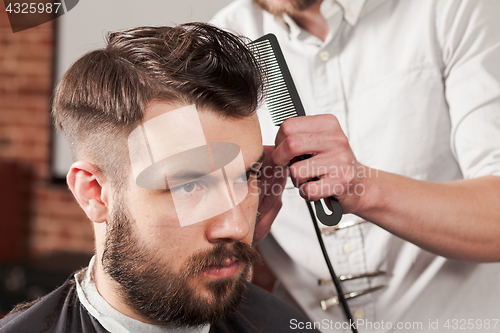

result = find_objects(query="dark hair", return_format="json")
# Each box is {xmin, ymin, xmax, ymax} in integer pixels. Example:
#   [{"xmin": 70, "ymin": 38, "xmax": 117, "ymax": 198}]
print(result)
[{"xmin": 52, "ymin": 23, "xmax": 263, "ymax": 187}]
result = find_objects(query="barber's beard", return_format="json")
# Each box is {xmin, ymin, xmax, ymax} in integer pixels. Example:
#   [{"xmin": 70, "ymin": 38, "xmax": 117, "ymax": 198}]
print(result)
[
  {"xmin": 101, "ymin": 202, "xmax": 261, "ymax": 327},
  {"xmin": 253, "ymin": 0, "xmax": 318, "ymax": 16}
]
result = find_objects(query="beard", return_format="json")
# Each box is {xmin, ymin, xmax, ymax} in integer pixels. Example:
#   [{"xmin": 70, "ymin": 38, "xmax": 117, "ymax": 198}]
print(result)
[
  {"xmin": 101, "ymin": 199, "xmax": 261, "ymax": 327},
  {"xmin": 253, "ymin": 0, "xmax": 318, "ymax": 16}
]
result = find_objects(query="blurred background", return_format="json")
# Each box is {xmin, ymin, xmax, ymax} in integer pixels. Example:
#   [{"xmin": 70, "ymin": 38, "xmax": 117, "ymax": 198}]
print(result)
[{"xmin": 0, "ymin": 0, "xmax": 275, "ymax": 318}]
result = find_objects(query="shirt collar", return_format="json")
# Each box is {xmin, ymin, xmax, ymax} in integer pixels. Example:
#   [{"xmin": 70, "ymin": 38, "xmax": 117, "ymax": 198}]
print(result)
[
  {"xmin": 280, "ymin": 0, "xmax": 368, "ymax": 40},
  {"xmin": 332, "ymin": 0, "xmax": 367, "ymax": 26},
  {"xmin": 282, "ymin": 13, "xmax": 302, "ymax": 39}
]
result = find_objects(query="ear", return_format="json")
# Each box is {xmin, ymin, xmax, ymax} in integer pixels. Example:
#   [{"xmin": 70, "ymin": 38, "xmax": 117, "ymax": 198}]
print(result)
[{"xmin": 67, "ymin": 161, "xmax": 110, "ymax": 223}]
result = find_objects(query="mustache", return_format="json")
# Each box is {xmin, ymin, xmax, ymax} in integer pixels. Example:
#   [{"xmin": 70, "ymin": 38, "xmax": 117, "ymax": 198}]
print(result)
[{"xmin": 181, "ymin": 242, "xmax": 262, "ymax": 278}]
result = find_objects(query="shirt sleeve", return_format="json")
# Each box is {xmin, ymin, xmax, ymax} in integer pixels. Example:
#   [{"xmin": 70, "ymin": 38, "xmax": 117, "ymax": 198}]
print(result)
[{"xmin": 438, "ymin": 0, "xmax": 500, "ymax": 178}]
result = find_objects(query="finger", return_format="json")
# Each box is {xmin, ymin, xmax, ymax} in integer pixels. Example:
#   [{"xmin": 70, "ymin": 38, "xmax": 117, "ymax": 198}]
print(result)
[
  {"xmin": 260, "ymin": 145, "xmax": 278, "ymax": 175},
  {"xmin": 272, "ymin": 131, "xmax": 348, "ymax": 167},
  {"xmin": 275, "ymin": 114, "xmax": 342, "ymax": 146},
  {"xmin": 298, "ymin": 177, "xmax": 352, "ymax": 202},
  {"xmin": 262, "ymin": 145, "xmax": 276, "ymax": 164},
  {"xmin": 289, "ymin": 155, "xmax": 355, "ymax": 187},
  {"xmin": 254, "ymin": 196, "xmax": 282, "ymax": 243},
  {"xmin": 259, "ymin": 175, "xmax": 286, "ymax": 213},
  {"xmin": 258, "ymin": 146, "xmax": 288, "ymax": 204},
  {"xmin": 258, "ymin": 164, "xmax": 288, "ymax": 209}
]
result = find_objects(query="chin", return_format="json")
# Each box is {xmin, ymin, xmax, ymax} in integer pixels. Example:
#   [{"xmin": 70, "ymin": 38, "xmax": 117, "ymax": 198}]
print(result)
[{"xmin": 192, "ymin": 275, "xmax": 241, "ymax": 302}]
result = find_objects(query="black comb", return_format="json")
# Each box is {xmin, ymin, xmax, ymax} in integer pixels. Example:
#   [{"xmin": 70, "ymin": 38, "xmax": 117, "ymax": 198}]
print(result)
[
  {"xmin": 250, "ymin": 34, "xmax": 343, "ymax": 227},
  {"xmin": 250, "ymin": 34, "xmax": 357, "ymax": 332}
]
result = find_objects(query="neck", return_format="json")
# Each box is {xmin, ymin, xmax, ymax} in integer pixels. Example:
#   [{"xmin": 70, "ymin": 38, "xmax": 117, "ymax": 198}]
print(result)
[{"xmin": 290, "ymin": 0, "xmax": 329, "ymax": 41}]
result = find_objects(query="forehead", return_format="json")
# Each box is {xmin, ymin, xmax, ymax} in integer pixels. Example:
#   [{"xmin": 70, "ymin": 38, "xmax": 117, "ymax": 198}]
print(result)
[
  {"xmin": 128, "ymin": 102, "xmax": 262, "ymax": 186},
  {"xmin": 143, "ymin": 101, "xmax": 262, "ymax": 149}
]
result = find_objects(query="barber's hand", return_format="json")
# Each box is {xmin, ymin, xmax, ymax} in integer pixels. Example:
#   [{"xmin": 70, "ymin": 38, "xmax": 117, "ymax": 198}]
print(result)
[
  {"xmin": 254, "ymin": 145, "xmax": 288, "ymax": 243},
  {"xmin": 272, "ymin": 114, "xmax": 366, "ymax": 213}
]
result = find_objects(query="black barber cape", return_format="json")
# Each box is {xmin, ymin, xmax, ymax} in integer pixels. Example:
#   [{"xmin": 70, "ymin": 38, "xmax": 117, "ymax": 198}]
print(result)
[{"xmin": 0, "ymin": 277, "xmax": 320, "ymax": 333}]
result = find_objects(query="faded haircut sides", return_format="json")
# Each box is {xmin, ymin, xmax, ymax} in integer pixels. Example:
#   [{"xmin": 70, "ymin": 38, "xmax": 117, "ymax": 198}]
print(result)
[{"xmin": 51, "ymin": 23, "xmax": 264, "ymax": 189}]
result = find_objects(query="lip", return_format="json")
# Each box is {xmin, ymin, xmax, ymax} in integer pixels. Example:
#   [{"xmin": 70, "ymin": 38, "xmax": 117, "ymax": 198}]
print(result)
[{"xmin": 202, "ymin": 259, "xmax": 240, "ymax": 279}]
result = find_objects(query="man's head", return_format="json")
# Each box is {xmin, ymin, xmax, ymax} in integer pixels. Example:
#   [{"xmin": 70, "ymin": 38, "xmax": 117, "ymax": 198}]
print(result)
[
  {"xmin": 52, "ymin": 23, "xmax": 265, "ymax": 327},
  {"xmin": 253, "ymin": 0, "xmax": 318, "ymax": 16},
  {"xmin": 53, "ymin": 23, "xmax": 263, "ymax": 190}
]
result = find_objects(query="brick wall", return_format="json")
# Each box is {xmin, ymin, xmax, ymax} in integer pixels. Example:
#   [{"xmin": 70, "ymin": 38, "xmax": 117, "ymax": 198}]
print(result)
[{"xmin": 0, "ymin": 8, "xmax": 94, "ymax": 258}]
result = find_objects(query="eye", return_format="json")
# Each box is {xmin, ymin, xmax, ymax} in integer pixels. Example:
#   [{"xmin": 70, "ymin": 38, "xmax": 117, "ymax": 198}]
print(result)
[
  {"xmin": 172, "ymin": 182, "xmax": 200, "ymax": 195},
  {"xmin": 235, "ymin": 172, "xmax": 248, "ymax": 183}
]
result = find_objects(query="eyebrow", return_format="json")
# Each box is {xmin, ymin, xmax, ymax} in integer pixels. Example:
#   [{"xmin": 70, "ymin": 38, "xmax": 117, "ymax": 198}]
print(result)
[{"xmin": 165, "ymin": 150, "xmax": 266, "ymax": 186}]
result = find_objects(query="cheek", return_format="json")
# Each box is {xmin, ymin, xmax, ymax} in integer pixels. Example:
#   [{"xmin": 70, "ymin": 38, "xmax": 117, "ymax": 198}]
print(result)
[
  {"xmin": 125, "ymin": 189, "xmax": 188, "ymax": 252},
  {"xmin": 128, "ymin": 189, "xmax": 177, "ymax": 225},
  {"xmin": 247, "ymin": 177, "xmax": 260, "ymax": 203},
  {"xmin": 240, "ymin": 181, "xmax": 260, "ymax": 229},
  {"xmin": 135, "ymin": 220, "xmax": 208, "ymax": 267}
]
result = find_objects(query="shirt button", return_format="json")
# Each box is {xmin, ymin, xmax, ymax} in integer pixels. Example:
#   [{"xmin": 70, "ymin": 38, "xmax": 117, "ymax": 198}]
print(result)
[
  {"xmin": 346, "ymin": 10, "xmax": 355, "ymax": 19},
  {"xmin": 353, "ymin": 308, "xmax": 365, "ymax": 320},
  {"xmin": 342, "ymin": 242, "xmax": 354, "ymax": 254},
  {"xmin": 319, "ymin": 51, "xmax": 330, "ymax": 62}
]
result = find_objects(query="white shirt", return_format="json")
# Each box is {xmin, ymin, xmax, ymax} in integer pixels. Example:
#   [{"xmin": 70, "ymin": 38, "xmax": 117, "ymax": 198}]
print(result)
[
  {"xmin": 211, "ymin": 0, "xmax": 500, "ymax": 332},
  {"xmin": 75, "ymin": 256, "xmax": 210, "ymax": 333}
]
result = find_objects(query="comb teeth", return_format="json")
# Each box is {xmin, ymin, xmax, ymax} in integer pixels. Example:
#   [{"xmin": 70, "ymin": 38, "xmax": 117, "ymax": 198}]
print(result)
[{"xmin": 250, "ymin": 36, "xmax": 305, "ymax": 125}]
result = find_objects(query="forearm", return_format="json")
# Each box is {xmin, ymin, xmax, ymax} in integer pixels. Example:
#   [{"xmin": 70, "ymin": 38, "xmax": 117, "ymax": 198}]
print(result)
[{"xmin": 355, "ymin": 171, "xmax": 500, "ymax": 262}]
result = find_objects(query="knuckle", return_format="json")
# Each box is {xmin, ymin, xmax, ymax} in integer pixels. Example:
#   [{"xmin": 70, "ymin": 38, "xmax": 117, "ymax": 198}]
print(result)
[
  {"xmin": 280, "ymin": 118, "xmax": 296, "ymax": 136},
  {"xmin": 323, "ymin": 114, "xmax": 339, "ymax": 126},
  {"xmin": 340, "ymin": 134, "xmax": 350, "ymax": 145},
  {"xmin": 334, "ymin": 133, "xmax": 350, "ymax": 149},
  {"xmin": 284, "ymin": 135, "xmax": 301, "ymax": 154},
  {"xmin": 338, "ymin": 153, "xmax": 351, "ymax": 165}
]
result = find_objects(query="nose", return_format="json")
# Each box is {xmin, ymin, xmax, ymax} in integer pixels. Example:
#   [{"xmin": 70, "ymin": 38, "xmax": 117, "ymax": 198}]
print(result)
[{"xmin": 205, "ymin": 204, "xmax": 252, "ymax": 244}]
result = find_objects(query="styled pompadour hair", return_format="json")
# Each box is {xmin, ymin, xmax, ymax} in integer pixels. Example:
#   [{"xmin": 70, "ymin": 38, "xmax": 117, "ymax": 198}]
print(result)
[{"xmin": 52, "ymin": 23, "xmax": 263, "ymax": 188}]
